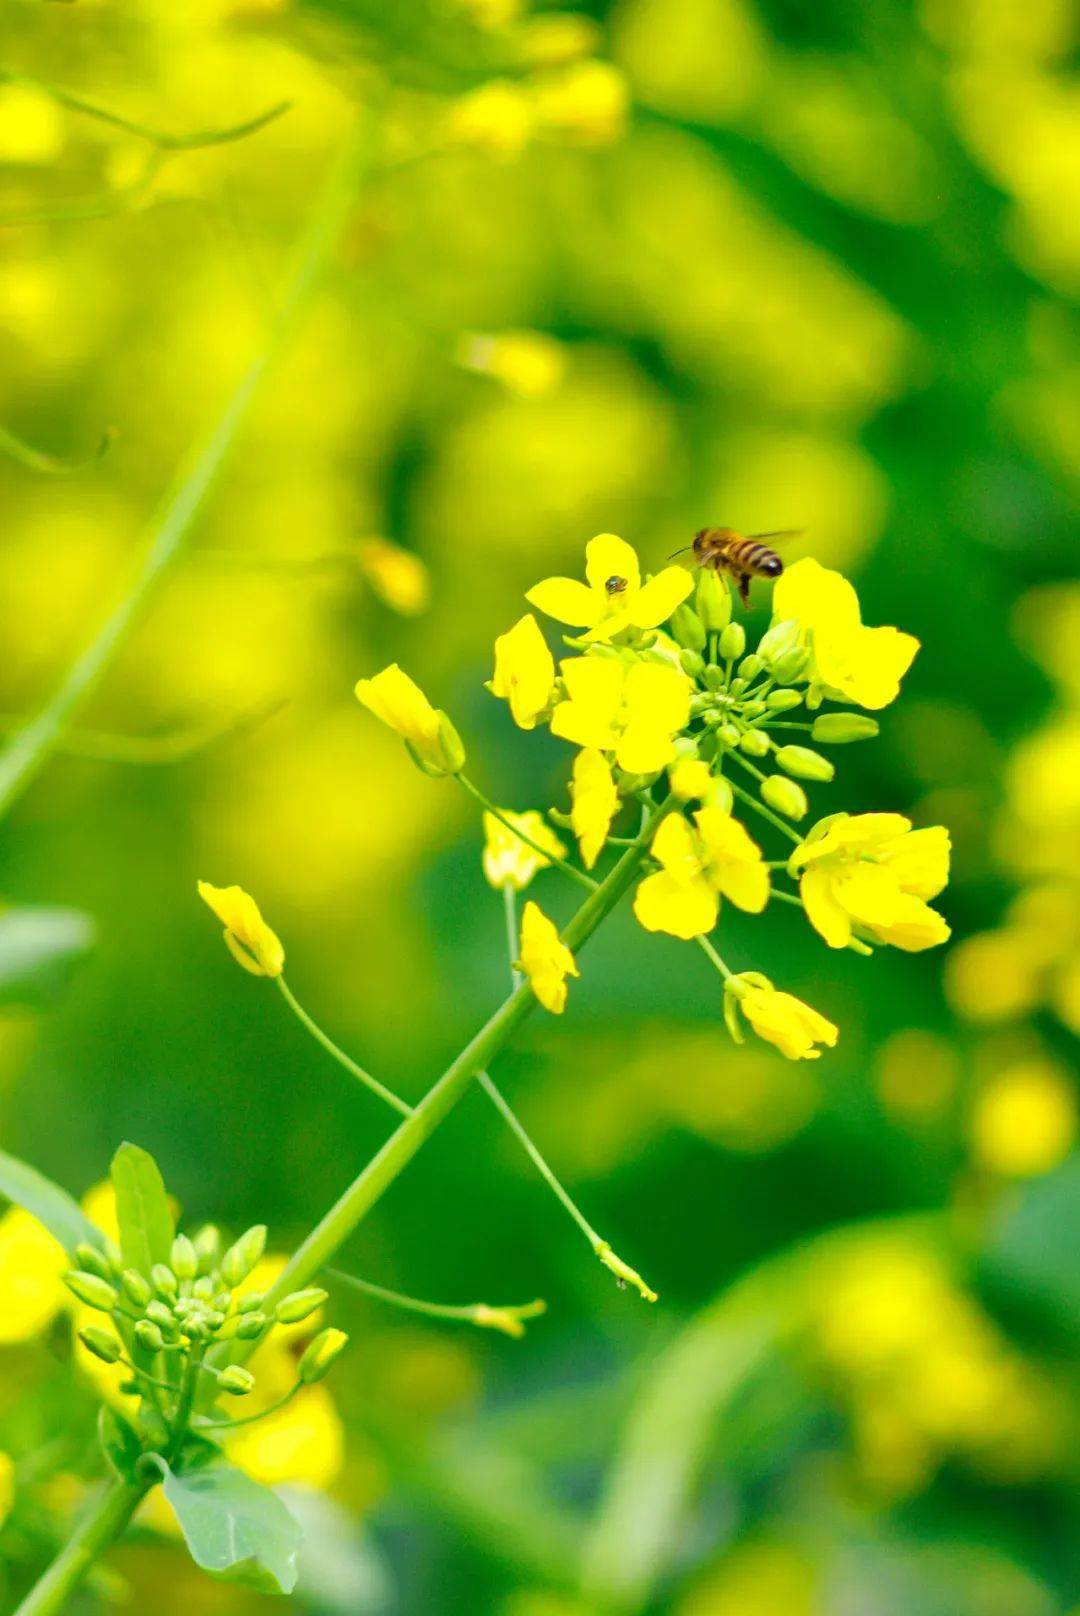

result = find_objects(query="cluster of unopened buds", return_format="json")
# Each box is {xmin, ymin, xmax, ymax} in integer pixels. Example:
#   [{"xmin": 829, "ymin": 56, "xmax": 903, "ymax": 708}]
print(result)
[
  {"xmin": 356, "ymin": 532, "xmax": 952, "ymax": 1060},
  {"xmin": 66, "ymin": 1218, "xmax": 346, "ymax": 1458}
]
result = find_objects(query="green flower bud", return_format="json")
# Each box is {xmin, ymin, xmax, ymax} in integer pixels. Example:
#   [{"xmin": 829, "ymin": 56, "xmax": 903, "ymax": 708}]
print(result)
[
  {"xmin": 805, "ymin": 684, "xmax": 823, "ymax": 711},
  {"xmin": 718, "ymin": 622, "xmax": 745, "ymax": 661},
  {"xmin": 236, "ymin": 1290, "xmax": 266, "ymax": 1314},
  {"xmin": 717, "ymin": 723, "xmax": 740, "ymax": 748},
  {"xmin": 145, "ymin": 1300, "xmax": 176, "ymax": 1333},
  {"xmin": 121, "ymin": 1269, "xmax": 152, "ymax": 1308},
  {"xmin": 738, "ymin": 654, "xmax": 763, "ymax": 681},
  {"xmin": 436, "ymin": 712, "xmax": 467, "ymax": 776},
  {"xmin": 193, "ymin": 1275, "xmax": 214, "ymax": 1302},
  {"xmin": 761, "ymin": 775, "xmax": 808, "ymax": 821},
  {"xmin": 728, "ymin": 677, "xmax": 748, "ymax": 696},
  {"xmin": 79, "ymin": 1327, "xmax": 121, "ymax": 1365},
  {"xmin": 670, "ymin": 603, "xmax": 706, "ymax": 652},
  {"xmin": 170, "ymin": 1236, "xmax": 197, "ymax": 1280},
  {"xmin": 703, "ymin": 664, "xmax": 726, "ymax": 691},
  {"xmin": 275, "ymin": 1287, "xmax": 328, "ymax": 1326},
  {"xmin": 235, "ymin": 1312, "xmax": 268, "ymax": 1340},
  {"xmin": 134, "ymin": 1319, "xmax": 165, "ymax": 1354},
  {"xmin": 811, "ymin": 712, "xmax": 880, "ymax": 744},
  {"xmin": 679, "ymin": 648, "xmax": 705, "ymax": 679},
  {"xmin": 771, "ymin": 646, "xmax": 811, "ymax": 684},
  {"xmin": 298, "ymin": 1328, "xmax": 348, "ymax": 1385},
  {"xmin": 64, "ymin": 1271, "xmax": 118, "ymax": 1312},
  {"xmin": 192, "ymin": 1225, "xmax": 221, "ymax": 1273},
  {"xmin": 218, "ymin": 1365, "xmax": 255, "ymax": 1396},
  {"xmin": 151, "ymin": 1264, "xmax": 177, "ymax": 1298},
  {"xmin": 706, "ymin": 777, "xmax": 734, "ymax": 813},
  {"xmin": 136, "ymin": 1405, "xmax": 169, "ymax": 1449},
  {"xmin": 765, "ymin": 689, "xmax": 803, "ymax": 712},
  {"xmin": 73, "ymin": 1243, "xmax": 112, "ymax": 1280},
  {"xmin": 696, "ymin": 568, "xmax": 732, "ymax": 633},
  {"xmin": 774, "ymin": 744, "xmax": 834, "ymax": 782},
  {"xmin": 738, "ymin": 730, "xmax": 771, "ymax": 758},
  {"xmin": 757, "ymin": 617, "xmax": 800, "ymax": 665},
  {"xmin": 741, "ymin": 699, "xmax": 767, "ymax": 719},
  {"xmin": 212, "ymin": 1292, "xmax": 231, "ymax": 1312},
  {"xmin": 221, "ymin": 1226, "xmax": 267, "ymax": 1288}
]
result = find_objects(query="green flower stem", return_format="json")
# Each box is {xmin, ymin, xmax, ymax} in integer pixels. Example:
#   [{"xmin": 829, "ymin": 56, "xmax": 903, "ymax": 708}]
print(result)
[
  {"xmin": 457, "ymin": 774, "xmax": 598, "ymax": 893},
  {"xmin": 255, "ymin": 799, "xmax": 673, "ymax": 1319},
  {"xmin": 504, "ymin": 886, "xmax": 523, "ymax": 985},
  {"xmin": 12, "ymin": 1477, "xmax": 151, "ymax": 1616},
  {"xmin": 0, "ymin": 71, "xmax": 291, "ymax": 151},
  {"xmin": 166, "ymin": 1349, "xmax": 203, "ymax": 1466},
  {"xmin": 763, "ymin": 721, "xmax": 812, "ymax": 732},
  {"xmin": 0, "ymin": 700, "xmax": 283, "ymax": 766},
  {"xmin": 0, "ymin": 420, "xmax": 112, "ymax": 476},
  {"xmin": 727, "ymin": 777, "xmax": 802, "ymax": 845},
  {"xmin": 327, "ymin": 1265, "xmax": 546, "ymax": 1332},
  {"xmin": 477, "ymin": 1070, "xmax": 598, "ymax": 1246},
  {"xmin": 196, "ymin": 1384, "xmax": 301, "ymax": 1432},
  {"xmin": 768, "ymin": 889, "xmax": 804, "ymax": 909},
  {"xmin": 0, "ymin": 121, "xmax": 370, "ymax": 824},
  {"xmin": 276, "ymin": 977, "xmax": 414, "ymax": 1118},
  {"xmin": 696, "ymin": 935, "xmax": 735, "ymax": 981}
]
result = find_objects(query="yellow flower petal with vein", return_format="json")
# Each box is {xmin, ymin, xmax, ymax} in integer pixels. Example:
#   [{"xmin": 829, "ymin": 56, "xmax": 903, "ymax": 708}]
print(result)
[
  {"xmin": 571, "ymin": 749, "xmax": 617, "ymax": 868},
  {"xmin": 773, "ymin": 558, "xmax": 919, "ymax": 710},
  {"xmin": 633, "ymin": 869, "xmax": 717, "ymax": 938},
  {"xmin": 584, "ymin": 532, "xmax": 640, "ymax": 594},
  {"xmin": 198, "ymin": 881, "xmax": 284, "ymax": 977},
  {"xmin": 490, "ymin": 614, "xmax": 555, "ymax": 729},
  {"xmin": 525, "ymin": 576, "xmax": 603, "ymax": 627},
  {"xmin": 696, "ymin": 806, "xmax": 770, "ymax": 913},
  {"xmin": 517, "ymin": 900, "xmax": 579, "ymax": 1012},
  {"xmin": 740, "ymin": 983, "xmax": 838, "ymax": 1060},
  {"xmin": 355, "ymin": 663, "xmax": 441, "ymax": 750}
]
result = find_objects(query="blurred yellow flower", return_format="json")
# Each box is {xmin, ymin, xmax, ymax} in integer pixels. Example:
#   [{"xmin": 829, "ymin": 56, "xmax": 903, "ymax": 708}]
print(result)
[
  {"xmin": 0, "ymin": 1451, "xmax": 13, "ymax": 1529},
  {"xmin": 945, "ymin": 928, "xmax": 1044, "ymax": 1021},
  {"xmin": 570, "ymin": 747, "xmax": 618, "ymax": 868},
  {"xmin": 532, "ymin": 60, "xmax": 630, "ymax": 146},
  {"xmin": 489, "ymin": 614, "xmax": 556, "ymax": 730},
  {"xmin": 0, "ymin": 1207, "xmax": 67, "ymax": 1344},
  {"xmin": 456, "ymin": 0, "xmax": 522, "ymax": 27},
  {"xmin": 0, "ymin": 84, "xmax": 64, "ymax": 164},
  {"xmin": 773, "ymin": 557, "xmax": 919, "ymax": 709},
  {"xmin": 356, "ymin": 538, "xmax": 429, "ymax": 616},
  {"xmin": 482, "ymin": 810, "xmax": 566, "ymax": 890},
  {"xmin": 527, "ymin": 532, "xmax": 693, "ymax": 643},
  {"xmin": 457, "ymin": 330, "xmax": 567, "ymax": 398},
  {"xmin": 970, "ymin": 1060, "xmax": 1077, "ymax": 1177},
  {"xmin": 551, "ymin": 656, "xmax": 691, "ymax": 773},
  {"xmin": 517, "ymin": 901, "xmax": 579, "ymax": 1012},
  {"xmin": 731, "ymin": 977, "xmax": 838, "ymax": 1061},
  {"xmin": 197, "ymin": 881, "xmax": 285, "ymax": 978},
  {"xmin": 634, "ymin": 807, "xmax": 769, "ymax": 939},
  {"xmin": 791, "ymin": 813, "xmax": 950, "ymax": 951},
  {"xmin": 515, "ymin": 12, "xmax": 602, "ymax": 67},
  {"xmin": 355, "ymin": 663, "xmax": 462, "ymax": 774},
  {"xmin": 447, "ymin": 80, "xmax": 534, "ymax": 159}
]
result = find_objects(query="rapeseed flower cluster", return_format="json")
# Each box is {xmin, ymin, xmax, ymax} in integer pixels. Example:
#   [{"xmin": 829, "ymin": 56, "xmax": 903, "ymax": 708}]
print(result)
[{"xmin": 355, "ymin": 532, "xmax": 950, "ymax": 1062}]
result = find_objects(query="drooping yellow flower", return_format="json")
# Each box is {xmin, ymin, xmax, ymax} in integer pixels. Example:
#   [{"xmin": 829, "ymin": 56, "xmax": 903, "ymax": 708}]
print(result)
[
  {"xmin": 447, "ymin": 80, "xmax": 533, "ymax": 159},
  {"xmin": 356, "ymin": 538, "xmax": 429, "ymax": 616},
  {"xmin": 550, "ymin": 656, "xmax": 691, "ymax": 773},
  {"xmin": 482, "ymin": 810, "xmax": 566, "ymax": 891},
  {"xmin": 772, "ymin": 558, "xmax": 919, "ymax": 710},
  {"xmin": 355, "ymin": 663, "xmax": 463, "ymax": 773},
  {"xmin": 517, "ymin": 900, "xmax": 579, "ymax": 1013},
  {"xmin": 527, "ymin": 533, "xmax": 693, "ymax": 644},
  {"xmin": 790, "ymin": 814, "xmax": 950, "ymax": 952},
  {"xmin": 197, "ymin": 881, "xmax": 285, "ymax": 977},
  {"xmin": 531, "ymin": 60, "xmax": 629, "ymax": 146},
  {"xmin": 457, "ymin": 330, "xmax": 567, "ymax": 398},
  {"xmin": 732, "ymin": 977, "xmax": 839, "ymax": 1061},
  {"xmin": 570, "ymin": 747, "xmax": 618, "ymax": 869},
  {"xmin": 489, "ymin": 614, "xmax": 555, "ymax": 730},
  {"xmin": 0, "ymin": 1206, "xmax": 68, "ymax": 1344},
  {"xmin": 634, "ymin": 807, "xmax": 770, "ymax": 939}
]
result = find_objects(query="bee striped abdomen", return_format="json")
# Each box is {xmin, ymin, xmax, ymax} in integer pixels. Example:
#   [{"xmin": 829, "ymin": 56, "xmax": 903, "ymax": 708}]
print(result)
[{"xmin": 728, "ymin": 539, "xmax": 782, "ymax": 577}]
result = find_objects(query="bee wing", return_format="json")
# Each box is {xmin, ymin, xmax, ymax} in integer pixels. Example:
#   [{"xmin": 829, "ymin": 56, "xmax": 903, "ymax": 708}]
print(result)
[{"xmin": 748, "ymin": 529, "xmax": 803, "ymax": 546}]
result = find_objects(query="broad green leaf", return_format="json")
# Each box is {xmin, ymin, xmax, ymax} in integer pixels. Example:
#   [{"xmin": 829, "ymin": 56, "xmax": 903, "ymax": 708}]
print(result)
[
  {"xmin": 0, "ymin": 906, "xmax": 94, "ymax": 1008},
  {"xmin": 153, "ymin": 1457, "xmax": 302, "ymax": 1594},
  {"xmin": 98, "ymin": 1406, "xmax": 142, "ymax": 1484},
  {"xmin": 110, "ymin": 1143, "xmax": 175, "ymax": 1278},
  {"xmin": 0, "ymin": 1147, "xmax": 103, "ymax": 1254}
]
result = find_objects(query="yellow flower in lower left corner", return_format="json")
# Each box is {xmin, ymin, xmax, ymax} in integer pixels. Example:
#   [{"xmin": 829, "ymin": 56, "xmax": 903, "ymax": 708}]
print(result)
[
  {"xmin": 517, "ymin": 900, "xmax": 579, "ymax": 1013},
  {"xmin": 198, "ymin": 882, "xmax": 284, "ymax": 977}
]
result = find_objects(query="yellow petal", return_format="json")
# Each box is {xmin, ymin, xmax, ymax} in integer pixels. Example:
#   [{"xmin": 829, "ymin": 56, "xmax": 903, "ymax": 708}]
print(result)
[
  {"xmin": 773, "ymin": 557, "xmax": 861, "ymax": 637},
  {"xmin": 559, "ymin": 654, "xmax": 625, "ymax": 718},
  {"xmin": 526, "ymin": 577, "xmax": 603, "ymax": 627},
  {"xmin": 633, "ymin": 869, "xmax": 717, "ymax": 939},
  {"xmin": 482, "ymin": 809, "xmax": 566, "ymax": 890},
  {"xmin": 876, "ymin": 825, "xmax": 951, "ymax": 900},
  {"xmin": 623, "ymin": 661, "xmax": 691, "ymax": 734},
  {"xmin": 355, "ymin": 663, "xmax": 441, "ymax": 745},
  {"xmin": 197, "ymin": 881, "xmax": 284, "ymax": 977},
  {"xmin": 627, "ymin": 565, "xmax": 694, "ymax": 628},
  {"xmin": 833, "ymin": 863, "xmax": 908, "ymax": 929},
  {"xmin": 800, "ymin": 866, "xmax": 851, "ymax": 949},
  {"xmin": 571, "ymin": 748, "xmax": 617, "ymax": 869},
  {"xmin": 584, "ymin": 532, "xmax": 640, "ymax": 597},
  {"xmin": 490, "ymin": 614, "xmax": 555, "ymax": 730},
  {"xmin": 550, "ymin": 701, "xmax": 619, "ymax": 751},
  {"xmin": 740, "ymin": 985, "xmax": 838, "ymax": 1060},
  {"xmin": 615, "ymin": 722, "xmax": 677, "ymax": 774},
  {"xmin": 518, "ymin": 900, "xmax": 579, "ymax": 1013},
  {"xmin": 695, "ymin": 806, "xmax": 770, "ymax": 913},
  {"xmin": 0, "ymin": 1208, "xmax": 67, "ymax": 1344},
  {"xmin": 866, "ymin": 892, "xmax": 951, "ymax": 952},
  {"xmin": 649, "ymin": 813, "xmax": 704, "ymax": 884}
]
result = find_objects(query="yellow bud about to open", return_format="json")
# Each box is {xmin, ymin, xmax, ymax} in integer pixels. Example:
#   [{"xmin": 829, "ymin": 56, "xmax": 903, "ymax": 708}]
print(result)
[
  {"xmin": 197, "ymin": 882, "xmax": 284, "ymax": 978},
  {"xmin": 696, "ymin": 568, "xmax": 732, "ymax": 633},
  {"xmin": 775, "ymin": 744, "xmax": 835, "ymax": 782},
  {"xmin": 299, "ymin": 1327, "xmax": 348, "ymax": 1384},
  {"xmin": 761, "ymin": 775, "xmax": 809, "ymax": 820},
  {"xmin": 811, "ymin": 713, "xmax": 880, "ymax": 744},
  {"xmin": 64, "ymin": 1271, "xmax": 118, "ymax": 1312}
]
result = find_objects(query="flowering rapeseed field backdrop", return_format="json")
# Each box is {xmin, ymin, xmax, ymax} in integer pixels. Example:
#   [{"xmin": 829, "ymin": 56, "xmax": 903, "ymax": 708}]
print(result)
[{"xmin": 0, "ymin": 0, "xmax": 1077, "ymax": 1612}]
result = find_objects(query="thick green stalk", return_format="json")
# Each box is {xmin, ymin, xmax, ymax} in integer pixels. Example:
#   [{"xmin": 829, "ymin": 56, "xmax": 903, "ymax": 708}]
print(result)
[
  {"xmin": 0, "ymin": 122, "xmax": 369, "ymax": 823},
  {"xmin": 260, "ymin": 799, "xmax": 672, "ymax": 1312},
  {"xmin": 13, "ymin": 1478, "xmax": 150, "ymax": 1616}
]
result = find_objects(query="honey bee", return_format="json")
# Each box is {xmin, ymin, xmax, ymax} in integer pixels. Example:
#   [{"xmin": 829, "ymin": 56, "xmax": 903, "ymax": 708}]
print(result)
[{"xmin": 671, "ymin": 528, "xmax": 802, "ymax": 606}]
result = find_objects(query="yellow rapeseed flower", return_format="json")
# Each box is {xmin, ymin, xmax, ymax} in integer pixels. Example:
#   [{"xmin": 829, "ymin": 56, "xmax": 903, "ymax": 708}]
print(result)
[
  {"xmin": 570, "ymin": 747, "xmax": 618, "ymax": 869},
  {"xmin": 772, "ymin": 557, "xmax": 920, "ymax": 710},
  {"xmin": 527, "ymin": 532, "xmax": 693, "ymax": 643},
  {"xmin": 0, "ymin": 84, "xmax": 64, "ymax": 164},
  {"xmin": 0, "ymin": 1206, "xmax": 67, "ymax": 1344},
  {"xmin": 550, "ymin": 656, "xmax": 691, "ymax": 773},
  {"xmin": 730, "ymin": 976, "xmax": 839, "ymax": 1061},
  {"xmin": 970, "ymin": 1061, "xmax": 1077, "ymax": 1178},
  {"xmin": 634, "ymin": 807, "xmax": 769, "ymax": 939},
  {"xmin": 489, "ymin": 614, "xmax": 556, "ymax": 730},
  {"xmin": 669, "ymin": 757, "xmax": 713, "ymax": 801},
  {"xmin": 790, "ymin": 813, "xmax": 950, "ymax": 952},
  {"xmin": 356, "ymin": 538, "xmax": 429, "ymax": 616},
  {"xmin": 355, "ymin": 663, "xmax": 463, "ymax": 773},
  {"xmin": 515, "ymin": 12, "xmax": 602, "ymax": 67},
  {"xmin": 531, "ymin": 60, "xmax": 629, "ymax": 146},
  {"xmin": 447, "ymin": 80, "xmax": 533, "ymax": 159},
  {"xmin": 482, "ymin": 810, "xmax": 567, "ymax": 890},
  {"xmin": 517, "ymin": 900, "xmax": 579, "ymax": 1013},
  {"xmin": 457, "ymin": 330, "xmax": 567, "ymax": 398},
  {"xmin": 197, "ymin": 881, "xmax": 285, "ymax": 977}
]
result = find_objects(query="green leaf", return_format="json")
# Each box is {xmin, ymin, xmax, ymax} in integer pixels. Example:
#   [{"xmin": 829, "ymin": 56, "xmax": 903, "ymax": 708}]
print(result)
[
  {"xmin": 110, "ymin": 1143, "xmax": 175, "ymax": 1278},
  {"xmin": 0, "ymin": 906, "xmax": 94, "ymax": 1007},
  {"xmin": 0, "ymin": 1147, "xmax": 103, "ymax": 1254},
  {"xmin": 153, "ymin": 1457, "xmax": 302, "ymax": 1594},
  {"xmin": 98, "ymin": 1406, "xmax": 142, "ymax": 1484}
]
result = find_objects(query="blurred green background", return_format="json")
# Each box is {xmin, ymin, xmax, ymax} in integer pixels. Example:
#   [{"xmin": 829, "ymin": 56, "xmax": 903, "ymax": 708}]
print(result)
[{"xmin": 1, "ymin": 0, "xmax": 1078, "ymax": 1611}]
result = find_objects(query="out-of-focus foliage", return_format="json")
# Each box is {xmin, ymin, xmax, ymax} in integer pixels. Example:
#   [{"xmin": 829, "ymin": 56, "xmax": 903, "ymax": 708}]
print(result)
[{"xmin": 0, "ymin": 0, "xmax": 1077, "ymax": 1611}]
